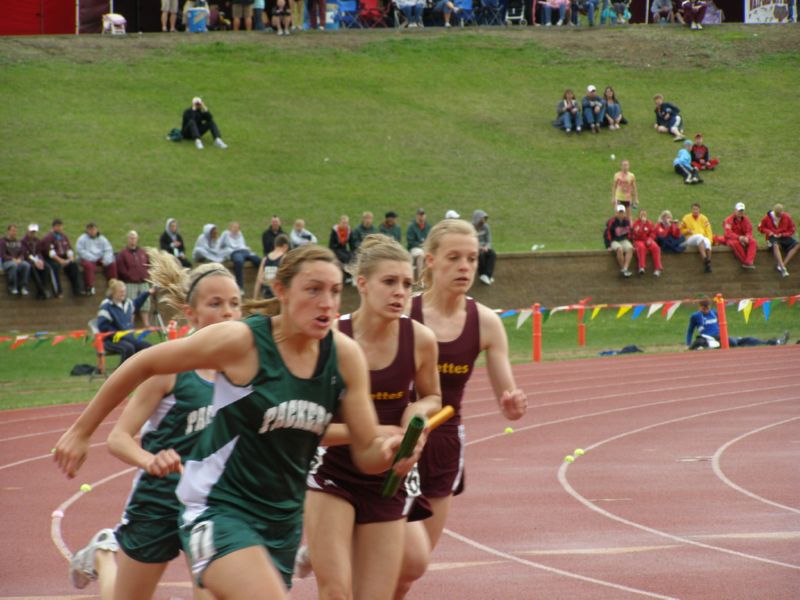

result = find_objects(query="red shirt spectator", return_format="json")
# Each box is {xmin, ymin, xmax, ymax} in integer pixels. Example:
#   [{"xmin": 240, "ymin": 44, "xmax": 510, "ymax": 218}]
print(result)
[
  {"xmin": 116, "ymin": 232, "xmax": 150, "ymax": 283},
  {"xmin": 757, "ymin": 204, "xmax": 798, "ymax": 277},
  {"xmin": 723, "ymin": 203, "xmax": 756, "ymax": 268}
]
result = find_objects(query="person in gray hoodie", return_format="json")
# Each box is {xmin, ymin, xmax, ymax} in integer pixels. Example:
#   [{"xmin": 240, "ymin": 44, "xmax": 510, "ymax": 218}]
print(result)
[
  {"xmin": 159, "ymin": 218, "xmax": 191, "ymax": 268},
  {"xmin": 472, "ymin": 209, "xmax": 496, "ymax": 285},
  {"xmin": 220, "ymin": 221, "xmax": 261, "ymax": 290},
  {"xmin": 76, "ymin": 222, "xmax": 118, "ymax": 296},
  {"xmin": 192, "ymin": 224, "xmax": 229, "ymax": 264}
]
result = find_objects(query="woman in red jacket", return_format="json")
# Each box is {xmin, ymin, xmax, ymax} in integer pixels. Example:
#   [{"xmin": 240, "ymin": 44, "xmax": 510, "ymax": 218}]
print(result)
[{"xmin": 631, "ymin": 209, "xmax": 663, "ymax": 276}]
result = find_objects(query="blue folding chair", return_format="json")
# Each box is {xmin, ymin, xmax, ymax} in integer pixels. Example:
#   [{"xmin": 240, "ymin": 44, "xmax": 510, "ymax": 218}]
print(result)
[
  {"xmin": 480, "ymin": 0, "xmax": 504, "ymax": 24},
  {"xmin": 338, "ymin": 0, "xmax": 363, "ymax": 27},
  {"xmin": 455, "ymin": 0, "xmax": 476, "ymax": 25}
]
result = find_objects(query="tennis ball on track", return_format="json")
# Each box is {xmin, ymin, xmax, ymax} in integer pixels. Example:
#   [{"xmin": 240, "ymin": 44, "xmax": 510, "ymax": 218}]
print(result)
[
  {"xmin": 564, "ymin": 455, "xmax": 575, "ymax": 463},
  {"xmin": 80, "ymin": 483, "xmax": 92, "ymax": 493},
  {"xmin": 504, "ymin": 427, "xmax": 514, "ymax": 434},
  {"xmin": 574, "ymin": 448, "xmax": 585, "ymax": 456}
]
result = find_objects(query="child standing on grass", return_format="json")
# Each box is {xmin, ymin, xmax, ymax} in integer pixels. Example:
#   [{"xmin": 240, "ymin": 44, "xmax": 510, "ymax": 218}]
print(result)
[{"xmin": 611, "ymin": 159, "xmax": 638, "ymax": 221}]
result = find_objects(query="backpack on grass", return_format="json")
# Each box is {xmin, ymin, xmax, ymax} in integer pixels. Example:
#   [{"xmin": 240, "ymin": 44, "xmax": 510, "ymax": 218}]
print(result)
[{"xmin": 166, "ymin": 128, "xmax": 182, "ymax": 142}]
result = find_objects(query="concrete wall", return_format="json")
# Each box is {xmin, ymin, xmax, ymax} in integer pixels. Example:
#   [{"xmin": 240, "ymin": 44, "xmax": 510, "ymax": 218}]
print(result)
[{"xmin": 1, "ymin": 246, "xmax": 797, "ymax": 333}]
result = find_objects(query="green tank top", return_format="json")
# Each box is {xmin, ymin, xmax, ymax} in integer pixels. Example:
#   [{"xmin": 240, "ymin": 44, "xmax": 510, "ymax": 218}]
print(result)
[
  {"xmin": 177, "ymin": 314, "xmax": 343, "ymax": 526},
  {"xmin": 122, "ymin": 370, "xmax": 215, "ymax": 523}
]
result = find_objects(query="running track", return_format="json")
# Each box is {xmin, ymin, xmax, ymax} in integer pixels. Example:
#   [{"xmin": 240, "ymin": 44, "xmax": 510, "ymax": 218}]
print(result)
[{"xmin": 1, "ymin": 347, "xmax": 799, "ymax": 599}]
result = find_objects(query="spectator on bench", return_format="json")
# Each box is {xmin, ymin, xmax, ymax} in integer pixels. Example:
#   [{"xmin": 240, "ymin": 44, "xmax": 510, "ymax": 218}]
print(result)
[
  {"xmin": 192, "ymin": 224, "xmax": 229, "ymax": 264},
  {"xmin": 220, "ymin": 221, "xmax": 261, "ymax": 291},
  {"xmin": 40, "ymin": 218, "xmax": 82, "ymax": 297},
  {"xmin": 261, "ymin": 215, "xmax": 285, "ymax": 256},
  {"xmin": 253, "ymin": 234, "xmax": 290, "ymax": 299},
  {"xmin": 1, "ymin": 224, "xmax": 31, "ymax": 296},
  {"xmin": 604, "ymin": 205, "xmax": 634, "ymax": 277},
  {"xmin": 758, "ymin": 203, "xmax": 798, "ymax": 278},
  {"xmin": 117, "ymin": 231, "xmax": 153, "ymax": 327},
  {"xmin": 97, "ymin": 279, "xmax": 155, "ymax": 364},
  {"xmin": 351, "ymin": 211, "xmax": 377, "ymax": 252},
  {"xmin": 76, "ymin": 222, "xmax": 118, "ymax": 296},
  {"xmin": 631, "ymin": 209, "xmax": 663, "ymax": 277},
  {"xmin": 472, "ymin": 210, "xmax": 497, "ymax": 285},
  {"xmin": 290, "ymin": 219, "xmax": 317, "ymax": 248},
  {"xmin": 21, "ymin": 224, "xmax": 55, "ymax": 299},
  {"xmin": 686, "ymin": 298, "xmax": 789, "ymax": 350},
  {"xmin": 407, "ymin": 208, "xmax": 431, "ymax": 282},
  {"xmin": 159, "ymin": 218, "xmax": 191, "ymax": 268},
  {"xmin": 680, "ymin": 202, "xmax": 713, "ymax": 273},
  {"xmin": 655, "ymin": 210, "xmax": 686, "ymax": 253},
  {"xmin": 329, "ymin": 215, "xmax": 355, "ymax": 284},
  {"xmin": 722, "ymin": 202, "xmax": 757, "ymax": 270},
  {"xmin": 380, "ymin": 211, "xmax": 402, "ymax": 243}
]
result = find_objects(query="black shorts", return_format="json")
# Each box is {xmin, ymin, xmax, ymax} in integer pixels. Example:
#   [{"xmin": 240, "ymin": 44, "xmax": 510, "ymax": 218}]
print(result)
[{"xmin": 768, "ymin": 236, "xmax": 798, "ymax": 253}]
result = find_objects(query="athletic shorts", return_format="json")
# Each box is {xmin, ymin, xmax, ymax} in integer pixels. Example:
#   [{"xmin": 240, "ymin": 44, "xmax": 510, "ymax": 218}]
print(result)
[
  {"xmin": 181, "ymin": 509, "xmax": 302, "ymax": 588},
  {"xmin": 417, "ymin": 424, "xmax": 465, "ymax": 499},
  {"xmin": 116, "ymin": 518, "xmax": 182, "ymax": 563},
  {"xmin": 125, "ymin": 282, "xmax": 151, "ymax": 313},
  {"xmin": 161, "ymin": 0, "xmax": 178, "ymax": 12},
  {"xmin": 609, "ymin": 240, "xmax": 633, "ymax": 252},
  {"xmin": 232, "ymin": 3, "xmax": 255, "ymax": 18},
  {"xmin": 768, "ymin": 236, "xmax": 798, "ymax": 253}
]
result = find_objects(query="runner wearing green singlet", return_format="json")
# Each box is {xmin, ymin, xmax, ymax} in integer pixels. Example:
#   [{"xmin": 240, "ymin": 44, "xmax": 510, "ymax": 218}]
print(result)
[{"xmin": 55, "ymin": 245, "xmax": 420, "ymax": 600}]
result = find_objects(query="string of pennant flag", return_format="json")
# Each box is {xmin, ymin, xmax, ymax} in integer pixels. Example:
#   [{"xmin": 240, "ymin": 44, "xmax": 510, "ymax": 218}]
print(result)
[
  {"xmin": 497, "ymin": 293, "xmax": 800, "ymax": 330},
  {"xmin": 0, "ymin": 324, "xmax": 193, "ymax": 351}
]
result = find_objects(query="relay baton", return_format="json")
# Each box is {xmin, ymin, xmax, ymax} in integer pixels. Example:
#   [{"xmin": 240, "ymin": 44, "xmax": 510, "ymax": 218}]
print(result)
[
  {"xmin": 381, "ymin": 414, "xmax": 427, "ymax": 498},
  {"xmin": 427, "ymin": 405, "xmax": 455, "ymax": 431}
]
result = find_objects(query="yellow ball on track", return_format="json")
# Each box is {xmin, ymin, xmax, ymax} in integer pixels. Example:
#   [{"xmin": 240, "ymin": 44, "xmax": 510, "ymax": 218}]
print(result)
[
  {"xmin": 574, "ymin": 448, "xmax": 585, "ymax": 456},
  {"xmin": 564, "ymin": 455, "xmax": 575, "ymax": 463},
  {"xmin": 80, "ymin": 484, "xmax": 92, "ymax": 492},
  {"xmin": 504, "ymin": 427, "xmax": 514, "ymax": 434}
]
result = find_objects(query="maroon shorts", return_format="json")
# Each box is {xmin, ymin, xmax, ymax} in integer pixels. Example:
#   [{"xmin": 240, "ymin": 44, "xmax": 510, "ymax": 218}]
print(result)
[{"xmin": 417, "ymin": 424, "xmax": 465, "ymax": 499}]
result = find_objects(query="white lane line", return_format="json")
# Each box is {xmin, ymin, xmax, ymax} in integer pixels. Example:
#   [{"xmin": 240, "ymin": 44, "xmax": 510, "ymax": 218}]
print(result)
[
  {"xmin": 0, "ymin": 441, "xmax": 108, "ymax": 473},
  {"xmin": 558, "ymin": 397, "xmax": 800, "ymax": 571},
  {"xmin": 464, "ymin": 383, "xmax": 799, "ymax": 445},
  {"xmin": 0, "ymin": 420, "xmax": 116, "ymax": 443},
  {"xmin": 444, "ymin": 528, "xmax": 678, "ymax": 599},
  {"xmin": 711, "ymin": 416, "xmax": 800, "ymax": 515},
  {"xmin": 51, "ymin": 467, "xmax": 136, "ymax": 560},
  {"xmin": 0, "ymin": 410, "xmax": 84, "ymax": 426}
]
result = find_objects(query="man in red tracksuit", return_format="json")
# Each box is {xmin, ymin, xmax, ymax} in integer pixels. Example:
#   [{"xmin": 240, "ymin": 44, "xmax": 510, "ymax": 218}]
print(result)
[
  {"xmin": 758, "ymin": 203, "xmax": 799, "ymax": 278},
  {"xmin": 723, "ymin": 202, "xmax": 757, "ymax": 269}
]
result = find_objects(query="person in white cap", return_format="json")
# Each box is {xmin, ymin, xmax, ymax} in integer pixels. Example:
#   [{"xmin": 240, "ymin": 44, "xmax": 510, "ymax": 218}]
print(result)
[
  {"xmin": 604, "ymin": 205, "xmax": 634, "ymax": 277},
  {"xmin": 181, "ymin": 97, "xmax": 227, "ymax": 150},
  {"xmin": 444, "ymin": 210, "xmax": 460, "ymax": 219},
  {"xmin": 722, "ymin": 202, "xmax": 757, "ymax": 270},
  {"xmin": 582, "ymin": 85, "xmax": 604, "ymax": 134}
]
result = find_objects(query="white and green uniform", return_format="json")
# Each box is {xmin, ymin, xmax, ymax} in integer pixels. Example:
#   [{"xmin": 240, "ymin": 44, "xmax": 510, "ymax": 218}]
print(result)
[
  {"xmin": 116, "ymin": 370, "xmax": 214, "ymax": 563},
  {"xmin": 177, "ymin": 314, "xmax": 343, "ymax": 587}
]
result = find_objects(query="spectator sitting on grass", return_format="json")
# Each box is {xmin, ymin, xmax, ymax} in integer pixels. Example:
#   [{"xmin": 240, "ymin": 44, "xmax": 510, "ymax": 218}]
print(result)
[
  {"xmin": 690, "ymin": 133, "xmax": 719, "ymax": 171},
  {"xmin": 117, "ymin": 230, "xmax": 153, "ymax": 326},
  {"xmin": 182, "ymin": 96, "xmax": 227, "ymax": 150},
  {"xmin": 379, "ymin": 211, "xmax": 402, "ymax": 243},
  {"xmin": 329, "ymin": 215, "xmax": 355, "ymax": 284},
  {"xmin": 611, "ymin": 159, "xmax": 638, "ymax": 221},
  {"xmin": 472, "ymin": 210, "xmax": 497, "ymax": 285},
  {"xmin": 582, "ymin": 85, "xmax": 604, "ymax": 133},
  {"xmin": 253, "ymin": 233, "xmax": 289, "ymax": 299},
  {"xmin": 192, "ymin": 224, "xmax": 229, "ymax": 264},
  {"xmin": 159, "ymin": 218, "xmax": 191, "ymax": 268},
  {"xmin": 1, "ymin": 224, "xmax": 31, "ymax": 296},
  {"xmin": 681, "ymin": 0, "xmax": 706, "ymax": 29},
  {"xmin": 407, "ymin": 208, "xmax": 431, "ymax": 282},
  {"xmin": 97, "ymin": 279, "xmax": 155, "ymax": 364},
  {"xmin": 261, "ymin": 215, "xmax": 285, "ymax": 256},
  {"xmin": 290, "ymin": 219, "xmax": 317, "ymax": 248},
  {"xmin": 351, "ymin": 211, "xmax": 377, "ymax": 252},
  {"xmin": 602, "ymin": 86, "xmax": 625, "ymax": 129},
  {"xmin": 680, "ymin": 202, "xmax": 713, "ymax": 273},
  {"xmin": 722, "ymin": 202, "xmax": 757, "ymax": 270},
  {"xmin": 76, "ymin": 222, "xmax": 118, "ymax": 296},
  {"xmin": 655, "ymin": 210, "xmax": 686, "ymax": 253},
  {"xmin": 757, "ymin": 203, "xmax": 798, "ymax": 278},
  {"xmin": 21, "ymin": 224, "xmax": 55, "ymax": 299},
  {"xmin": 554, "ymin": 88, "xmax": 582, "ymax": 133},
  {"xmin": 40, "ymin": 218, "xmax": 82, "ymax": 297},
  {"xmin": 653, "ymin": 94, "xmax": 685, "ymax": 141},
  {"xmin": 631, "ymin": 209, "xmax": 663, "ymax": 277},
  {"xmin": 604, "ymin": 205, "xmax": 634, "ymax": 277},
  {"xmin": 220, "ymin": 221, "xmax": 261, "ymax": 291},
  {"xmin": 686, "ymin": 297, "xmax": 789, "ymax": 350},
  {"xmin": 651, "ymin": 0, "xmax": 674, "ymax": 22},
  {"xmin": 674, "ymin": 140, "xmax": 702, "ymax": 185}
]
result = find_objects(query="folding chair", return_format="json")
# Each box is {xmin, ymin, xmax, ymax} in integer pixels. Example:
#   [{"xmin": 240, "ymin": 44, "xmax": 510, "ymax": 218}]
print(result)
[
  {"xmin": 359, "ymin": 0, "xmax": 392, "ymax": 27},
  {"xmin": 88, "ymin": 319, "xmax": 119, "ymax": 381},
  {"xmin": 455, "ymin": 0, "xmax": 477, "ymax": 25},
  {"xmin": 101, "ymin": 13, "xmax": 127, "ymax": 34},
  {"xmin": 479, "ymin": 0, "xmax": 504, "ymax": 24},
  {"xmin": 505, "ymin": 0, "xmax": 527, "ymax": 24},
  {"xmin": 338, "ymin": 0, "xmax": 364, "ymax": 27}
]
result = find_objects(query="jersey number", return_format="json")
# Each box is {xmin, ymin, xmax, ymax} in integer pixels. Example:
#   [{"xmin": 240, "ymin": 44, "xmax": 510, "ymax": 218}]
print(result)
[{"xmin": 189, "ymin": 521, "xmax": 216, "ymax": 567}]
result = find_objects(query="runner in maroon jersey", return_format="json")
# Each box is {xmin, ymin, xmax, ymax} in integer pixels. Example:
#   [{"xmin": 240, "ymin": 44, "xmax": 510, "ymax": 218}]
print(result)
[
  {"xmin": 302, "ymin": 234, "xmax": 442, "ymax": 599},
  {"xmin": 398, "ymin": 218, "xmax": 528, "ymax": 598}
]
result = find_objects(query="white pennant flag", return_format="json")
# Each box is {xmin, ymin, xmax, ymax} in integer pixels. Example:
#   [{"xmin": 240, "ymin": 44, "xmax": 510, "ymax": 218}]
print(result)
[
  {"xmin": 516, "ymin": 309, "xmax": 533, "ymax": 329},
  {"xmin": 647, "ymin": 303, "xmax": 663, "ymax": 318},
  {"xmin": 665, "ymin": 301, "xmax": 682, "ymax": 320}
]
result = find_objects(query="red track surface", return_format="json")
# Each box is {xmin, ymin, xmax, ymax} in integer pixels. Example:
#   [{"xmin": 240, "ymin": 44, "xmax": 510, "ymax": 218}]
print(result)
[{"xmin": 2, "ymin": 347, "xmax": 799, "ymax": 599}]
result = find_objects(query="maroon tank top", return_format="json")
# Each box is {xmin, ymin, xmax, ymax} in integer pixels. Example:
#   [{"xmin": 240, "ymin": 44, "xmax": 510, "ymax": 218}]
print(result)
[{"xmin": 410, "ymin": 294, "xmax": 480, "ymax": 427}]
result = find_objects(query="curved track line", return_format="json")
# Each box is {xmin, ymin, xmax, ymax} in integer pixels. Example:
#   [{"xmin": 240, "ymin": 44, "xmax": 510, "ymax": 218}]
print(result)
[
  {"xmin": 51, "ymin": 467, "xmax": 136, "ymax": 560},
  {"xmin": 0, "ymin": 441, "xmax": 107, "ymax": 472},
  {"xmin": 558, "ymin": 397, "xmax": 800, "ymax": 571},
  {"xmin": 711, "ymin": 416, "xmax": 800, "ymax": 515},
  {"xmin": 443, "ymin": 528, "xmax": 678, "ymax": 599}
]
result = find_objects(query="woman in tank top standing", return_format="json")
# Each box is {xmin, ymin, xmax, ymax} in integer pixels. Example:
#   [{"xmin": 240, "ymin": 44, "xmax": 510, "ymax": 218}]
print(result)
[
  {"xmin": 300, "ymin": 235, "xmax": 441, "ymax": 599},
  {"xmin": 397, "ymin": 218, "xmax": 528, "ymax": 597},
  {"xmin": 55, "ymin": 245, "xmax": 416, "ymax": 600}
]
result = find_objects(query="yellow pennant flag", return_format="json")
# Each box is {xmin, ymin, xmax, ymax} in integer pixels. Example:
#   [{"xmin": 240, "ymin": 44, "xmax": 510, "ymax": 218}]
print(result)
[
  {"xmin": 113, "ymin": 330, "xmax": 132, "ymax": 343},
  {"xmin": 591, "ymin": 304, "xmax": 607, "ymax": 320},
  {"xmin": 742, "ymin": 300, "xmax": 753, "ymax": 324},
  {"xmin": 616, "ymin": 305, "xmax": 632, "ymax": 319}
]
